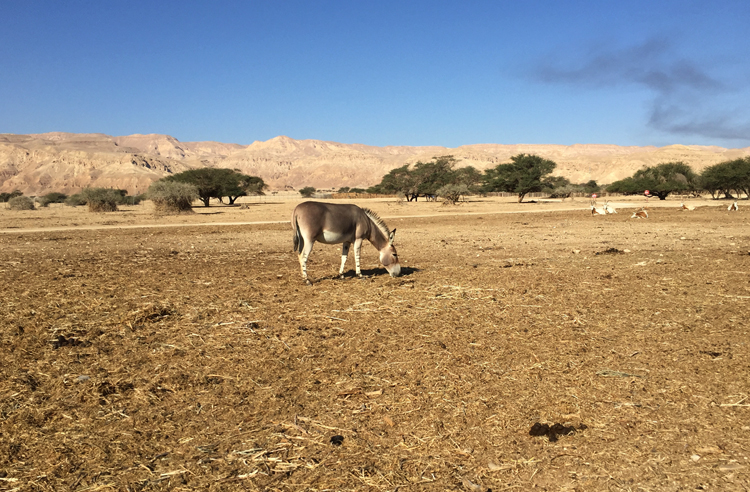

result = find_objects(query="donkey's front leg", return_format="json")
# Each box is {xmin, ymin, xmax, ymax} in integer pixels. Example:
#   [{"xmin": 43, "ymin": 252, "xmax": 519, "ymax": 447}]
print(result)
[
  {"xmin": 353, "ymin": 239, "xmax": 364, "ymax": 277},
  {"xmin": 339, "ymin": 242, "xmax": 351, "ymax": 278}
]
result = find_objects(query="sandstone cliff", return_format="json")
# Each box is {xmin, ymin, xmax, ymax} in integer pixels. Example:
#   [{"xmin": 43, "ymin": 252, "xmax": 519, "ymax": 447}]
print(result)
[{"xmin": 1, "ymin": 132, "xmax": 748, "ymax": 195}]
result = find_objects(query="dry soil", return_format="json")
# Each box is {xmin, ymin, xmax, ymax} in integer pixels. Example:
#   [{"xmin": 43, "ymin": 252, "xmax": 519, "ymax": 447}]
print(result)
[{"xmin": 1, "ymin": 196, "xmax": 749, "ymax": 491}]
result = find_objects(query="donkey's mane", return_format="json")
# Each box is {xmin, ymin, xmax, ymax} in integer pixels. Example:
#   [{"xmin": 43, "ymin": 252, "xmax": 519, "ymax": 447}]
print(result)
[{"xmin": 362, "ymin": 208, "xmax": 390, "ymax": 238}]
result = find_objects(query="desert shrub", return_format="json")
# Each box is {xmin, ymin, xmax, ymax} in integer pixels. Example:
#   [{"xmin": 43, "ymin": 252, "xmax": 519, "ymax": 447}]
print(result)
[
  {"xmin": 548, "ymin": 184, "xmax": 581, "ymax": 199},
  {"xmin": 64, "ymin": 194, "xmax": 86, "ymax": 207},
  {"xmin": 8, "ymin": 196, "xmax": 35, "ymax": 210},
  {"xmin": 437, "ymin": 183, "xmax": 470, "ymax": 204},
  {"xmin": 79, "ymin": 187, "xmax": 121, "ymax": 212},
  {"xmin": 147, "ymin": 181, "xmax": 198, "ymax": 214}
]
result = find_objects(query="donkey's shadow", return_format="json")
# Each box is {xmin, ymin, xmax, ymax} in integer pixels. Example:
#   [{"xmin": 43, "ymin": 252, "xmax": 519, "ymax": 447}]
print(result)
[{"xmin": 318, "ymin": 266, "xmax": 419, "ymax": 282}]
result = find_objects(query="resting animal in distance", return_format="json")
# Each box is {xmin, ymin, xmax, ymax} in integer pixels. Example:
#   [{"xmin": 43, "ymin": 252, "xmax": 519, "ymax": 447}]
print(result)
[{"xmin": 291, "ymin": 201, "xmax": 401, "ymax": 284}]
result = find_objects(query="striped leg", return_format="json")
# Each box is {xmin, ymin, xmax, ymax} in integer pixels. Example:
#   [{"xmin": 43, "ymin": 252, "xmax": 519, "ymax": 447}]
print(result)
[
  {"xmin": 353, "ymin": 238, "xmax": 363, "ymax": 277},
  {"xmin": 339, "ymin": 242, "xmax": 351, "ymax": 278}
]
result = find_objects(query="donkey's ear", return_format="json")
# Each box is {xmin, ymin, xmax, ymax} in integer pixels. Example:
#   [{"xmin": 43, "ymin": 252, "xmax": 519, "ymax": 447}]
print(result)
[{"xmin": 389, "ymin": 229, "xmax": 396, "ymax": 244}]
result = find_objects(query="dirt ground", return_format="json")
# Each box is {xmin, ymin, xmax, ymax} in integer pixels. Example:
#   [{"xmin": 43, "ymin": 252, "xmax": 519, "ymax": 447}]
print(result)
[{"xmin": 1, "ymin": 196, "xmax": 749, "ymax": 491}]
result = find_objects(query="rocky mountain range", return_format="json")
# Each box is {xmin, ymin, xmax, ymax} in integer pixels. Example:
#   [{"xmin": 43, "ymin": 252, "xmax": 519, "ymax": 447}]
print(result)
[{"xmin": 1, "ymin": 132, "xmax": 749, "ymax": 195}]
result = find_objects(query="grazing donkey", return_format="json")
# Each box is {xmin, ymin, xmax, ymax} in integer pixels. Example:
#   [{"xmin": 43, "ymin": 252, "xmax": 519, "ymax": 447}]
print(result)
[{"xmin": 292, "ymin": 201, "xmax": 401, "ymax": 283}]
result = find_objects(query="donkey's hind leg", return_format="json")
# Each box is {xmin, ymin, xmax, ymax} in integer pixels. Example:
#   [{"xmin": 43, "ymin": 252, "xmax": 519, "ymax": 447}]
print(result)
[
  {"xmin": 298, "ymin": 240, "xmax": 315, "ymax": 284},
  {"xmin": 339, "ymin": 242, "xmax": 351, "ymax": 278}
]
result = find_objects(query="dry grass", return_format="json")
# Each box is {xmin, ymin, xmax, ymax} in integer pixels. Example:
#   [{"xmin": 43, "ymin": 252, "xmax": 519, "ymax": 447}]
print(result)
[{"xmin": 1, "ymin": 199, "xmax": 749, "ymax": 490}]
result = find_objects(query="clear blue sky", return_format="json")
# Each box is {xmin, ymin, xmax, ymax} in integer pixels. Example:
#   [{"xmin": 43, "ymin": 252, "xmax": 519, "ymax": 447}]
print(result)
[{"xmin": 2, "ymin": 1, "xmax": 749, "ymax": 148}]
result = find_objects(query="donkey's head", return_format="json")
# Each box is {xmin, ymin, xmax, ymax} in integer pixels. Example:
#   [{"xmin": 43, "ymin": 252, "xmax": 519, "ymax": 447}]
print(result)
[{"xmin": 379, "ymin": 229, "xmax": 401, "ymax": 277}]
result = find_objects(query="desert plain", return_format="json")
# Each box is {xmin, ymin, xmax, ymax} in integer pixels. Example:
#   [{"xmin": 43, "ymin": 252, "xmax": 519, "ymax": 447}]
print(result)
[{"xmin": 1, "ymin": 195, "xmax": 749, "ymax": 491}]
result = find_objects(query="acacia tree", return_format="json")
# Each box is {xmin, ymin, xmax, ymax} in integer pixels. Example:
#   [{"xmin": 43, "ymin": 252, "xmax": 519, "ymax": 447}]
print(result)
[
  {"xmin": 0, "ymin": 190, "xmax": 23, "ymax": 202},
  {"xmin": 582, "ymin": 180, "xmax": 601, "ymax": 194},
  {"xmin": 607, "ymin": 162, "xmax": 699, "ymax": 200},
  {"xmin": 700, "ymin": 157, "xmax": 750, "ymax": 199},
  {"xmin": 368, "ymin": 156, "xmax": 481, "ymax": 201},
  {"xmin": 163, "ymin": 168, "xmax": 265, "ymax": 206},
  {"xmin": 299, "ymin": 187, "xmax": 316, "ymax": 198},
  {"xmin": 224, "ymin": 174, "xmax": 267, "ymax": 204},
  {"xmin": 408, "ymin": 156, "xmax": 460, "ymax": 200},
  {"xmin": 482, "ymin": 153, "xmax": 557, "ymax": 202},
  {"xmin": 368, "ymin": 164, "xmax": 416, "ymax": 199},
  {"xmin": 39, "ymin": 192, "xmax": 68, "ymax": 206}
]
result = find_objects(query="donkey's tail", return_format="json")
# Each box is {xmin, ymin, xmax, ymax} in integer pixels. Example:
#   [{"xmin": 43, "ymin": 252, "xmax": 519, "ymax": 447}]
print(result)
[{"xmin": 292, "ymin": 215, "xmax": 304, "ymax": 254}]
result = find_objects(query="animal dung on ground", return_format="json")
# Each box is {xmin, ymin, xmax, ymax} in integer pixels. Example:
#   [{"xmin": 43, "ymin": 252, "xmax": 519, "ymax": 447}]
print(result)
[
  {"xmin": 49, "ymin": 334, "xmax": 88, "ymax": 349},
  {"xmin": 529, "ymin": 422, "xmax": 586, "ymax": 442},
  {"xmin": 595, "ymin": 247, "xmax": 625, "ymax": 255},
  {"xmin": 330, "ymin": 435, "xmax": 344, "ymax": 446}
]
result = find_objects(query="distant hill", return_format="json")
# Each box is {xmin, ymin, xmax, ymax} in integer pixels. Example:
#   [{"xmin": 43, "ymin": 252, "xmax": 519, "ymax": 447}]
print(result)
[{"xmin": 1, "ymin": 132, "xmax": 748, "ymax": 194}]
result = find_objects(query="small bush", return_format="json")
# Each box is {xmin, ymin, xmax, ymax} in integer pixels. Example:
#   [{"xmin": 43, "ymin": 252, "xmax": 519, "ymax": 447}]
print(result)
[
  {"xmin": 65, "ymin": 194, "xmax": 86, "ymax": 207},
  {"xmin": 147, "ymin": 181, "xmax": 198, "ymax": 214},
  {"xmin": 8, "ymin": 196, "xmax": 35, "ymax": 210},
  {"xmin": 437, "ymin": 183, "xmax": 470, "ymax": 204},
  {"xmin": 79, "ymin": 187, "xmax": 121, "ymax": 212},
  {"xmin": 548, "ymin": 184, "xmax": 580, "ymax": 200}
]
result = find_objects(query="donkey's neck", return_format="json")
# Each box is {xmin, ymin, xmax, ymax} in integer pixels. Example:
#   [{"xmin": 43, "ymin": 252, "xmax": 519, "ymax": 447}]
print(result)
[{"xmin": 367, "ymin": 220, "xmax": 390, "ymax": 250}]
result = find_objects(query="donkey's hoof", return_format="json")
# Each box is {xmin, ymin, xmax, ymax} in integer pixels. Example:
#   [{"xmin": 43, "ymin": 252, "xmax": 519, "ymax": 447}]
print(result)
[{"xmin": 305, "ymin": 279, "xmax": 313, "ymax": 286}]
